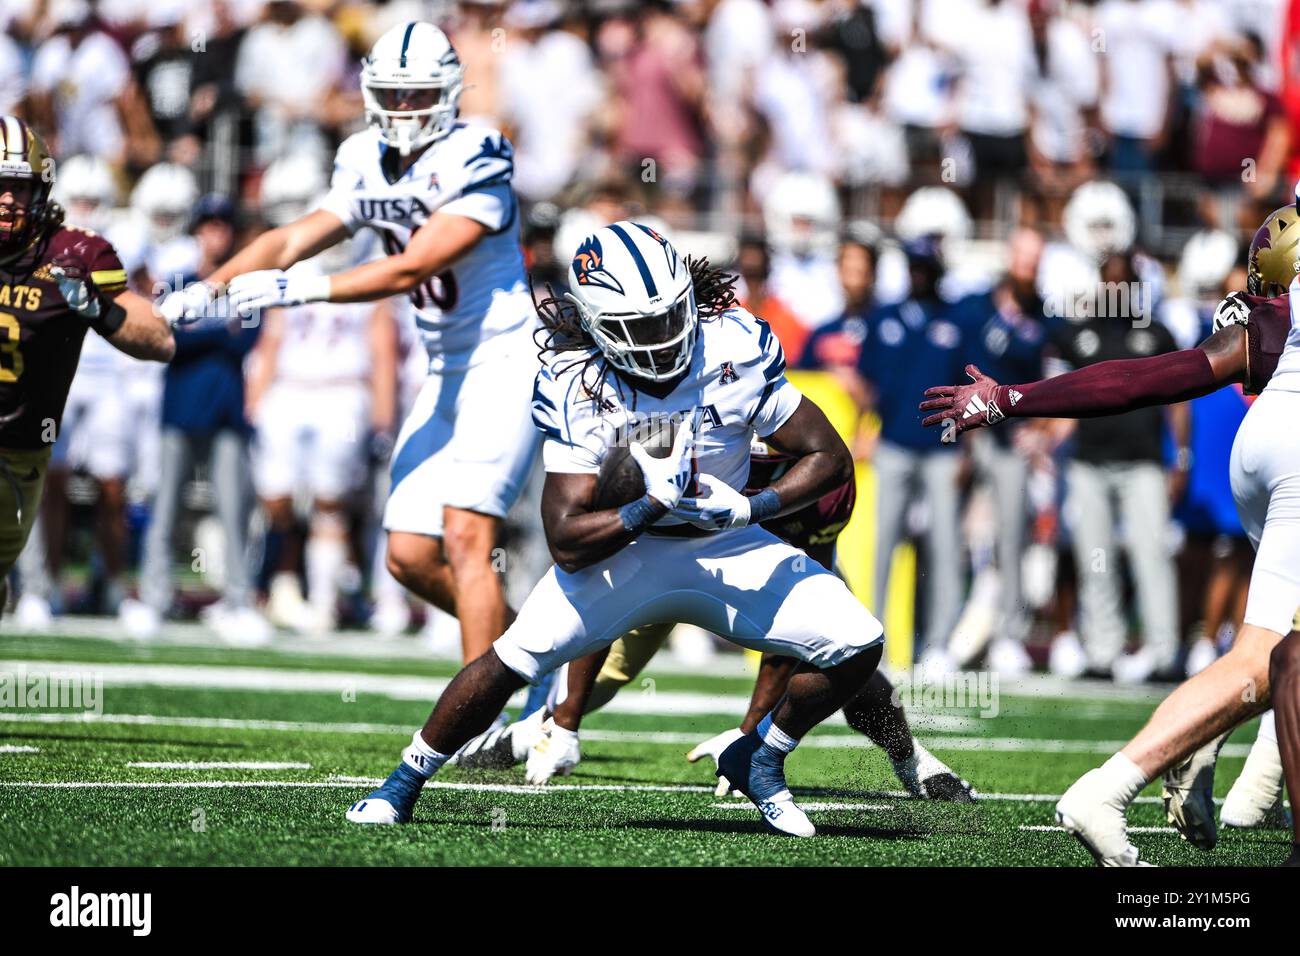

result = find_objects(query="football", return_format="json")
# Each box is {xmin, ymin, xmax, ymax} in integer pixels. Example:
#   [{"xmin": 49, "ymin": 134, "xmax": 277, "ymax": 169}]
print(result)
[{"xmin": 592, "ymin": 416, "xmax": 678, "ymax": 511}]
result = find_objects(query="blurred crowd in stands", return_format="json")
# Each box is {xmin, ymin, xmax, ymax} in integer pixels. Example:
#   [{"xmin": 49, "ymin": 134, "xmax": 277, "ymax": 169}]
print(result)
[{"xmin": 4, "ymin": 0, "xmax": 1299, "ymax": 683}]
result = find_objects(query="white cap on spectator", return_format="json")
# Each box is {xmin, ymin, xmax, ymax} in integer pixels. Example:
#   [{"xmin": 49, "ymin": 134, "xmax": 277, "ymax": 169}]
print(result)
[
  {"xmin": 260, "ymin": 152, "xmax": 328, "ymax": 227},
  {"xmin": 147, "ymin": 0, "xmax": 192, "ymax": 29},
  {"xmin": 1177, "ymin": 229, "xmax": 1237, "ymax": 300},
  {"xmin": 49, "ymin": 0, "xmax": 92, "ymax": 29},
  {"xmin": 894, "ymin": 187, "xmax": 972, "ymax": 244},
  {"xmin": 763, "ymin": 171, "xmax": 840, "ymax": 258},
  {"xmin": 1063, "ymin": 180, "xmax": 1136, "ymax": 263},
  {"xmin": 505, "ymin": 1, "xmax": 562, "ymax": 29}
]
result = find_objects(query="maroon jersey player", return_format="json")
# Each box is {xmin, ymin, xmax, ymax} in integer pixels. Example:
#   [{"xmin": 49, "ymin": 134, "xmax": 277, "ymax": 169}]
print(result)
[{"xmin": 0, "ymin": 116, "xmax": 173, "ymax": 600}]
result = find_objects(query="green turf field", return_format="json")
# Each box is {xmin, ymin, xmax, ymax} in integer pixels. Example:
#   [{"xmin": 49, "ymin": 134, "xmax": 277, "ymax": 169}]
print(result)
[{"xmin": 0, "ymin": 625, "xmax": 1292, "ymax": 866}]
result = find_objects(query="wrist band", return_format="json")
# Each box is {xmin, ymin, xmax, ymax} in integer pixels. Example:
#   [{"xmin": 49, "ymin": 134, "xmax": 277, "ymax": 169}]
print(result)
[
  {"xmin": 619, "ymin": 494, "xmax": 667, "ymax": 532},
  {"xmin": 747, "ymin": 487, "xmax": 781, "ymax": 524},
  {"xmin": 303, "ymin": 273, "xmax": 332, "ymax": 304},
  {"xmin": 90, "ymin": 296, "xmax": 127, "ymax": 336}
]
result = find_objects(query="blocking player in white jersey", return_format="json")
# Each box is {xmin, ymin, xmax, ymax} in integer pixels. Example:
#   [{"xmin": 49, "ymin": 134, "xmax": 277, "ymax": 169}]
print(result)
[
  {"xmin": 345, "ymin": 221, "xmax": 886, "ymax": 837},
  {"xmin": 246, "ymin": 249, "xmax": 398, "ymax": 634},
  {"xmin": 158, "ymin": 22, "xmax": 539, "ymax": 663}
]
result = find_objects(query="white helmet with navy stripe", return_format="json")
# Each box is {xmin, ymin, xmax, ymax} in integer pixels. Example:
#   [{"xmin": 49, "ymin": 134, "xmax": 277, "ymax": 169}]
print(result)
[
  {"xmin": 361, "ymin": 21, "xmax": 464, "ymax": 156},
  {"xmin": 565, "ymin": 220, "xmax": 699, "ymax": 382}
]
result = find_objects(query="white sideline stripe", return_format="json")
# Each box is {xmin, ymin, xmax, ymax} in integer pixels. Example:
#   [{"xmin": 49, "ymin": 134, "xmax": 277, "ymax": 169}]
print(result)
[
  {"xmin": 0, "ymin": 745, "xmax": 39, "ymax": 753},
  {"xmin": 3, "ymin": 780, "xmax": 365, "ymax": 789},
  {"xmin": 0, "ymin": 615, "xmax": 1204, "ymax": 702},
  {"xmin": 126, "ymin": 761, "xmax": 311, "ymax": 770},
  {"xmin": 0, "ymin": 710, "xmax": 1256, "ymax": 758},
  {"xmin": 0, "ymin": 615, "xmax": 760, "ymax": 676},
  {"xmin": 0, "ymin": 777, "xmax": 1283, "ymax": 810},
  {"xmin": 1021, "ymin": 824, "xmax": 1177, "ymax": 834},
  {"xmin": 0, "ymin": 659, "xmax": 968, "ymax": 728},
  {"xmin": 712, "ymin": 801, "xmax": 894, "ymax": 812},
  {"xmin": 0, "ymin": 779, "xmax": 719, "ymax": 794}
]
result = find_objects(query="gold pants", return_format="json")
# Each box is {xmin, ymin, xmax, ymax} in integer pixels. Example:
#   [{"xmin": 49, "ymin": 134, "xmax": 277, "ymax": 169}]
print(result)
[
  {"xmin": 588, "ymin": 621, "xmax": 675, "ymax": 712},
  {"xmin": 0, "ymin": 446, "xmax": 49, "ymax": 579}
]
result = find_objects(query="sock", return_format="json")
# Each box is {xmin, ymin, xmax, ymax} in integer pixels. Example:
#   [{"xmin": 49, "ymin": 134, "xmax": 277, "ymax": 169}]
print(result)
[
  {"xmin": 755, "ymin": 712, "xmax": 800, "ymax": 761},
  {"xmin": 1258, "ymin": 710, "xmax": 1277, "ymax": 744},
  {"xmin": 258, "ymin": 527, "xmax": 286, "ymax": 592},
  {"xmin": 401, "ymin": 730, "xmax": 450, "ymax": 779},
  {"xmin": 1099, "ymin": 752, "xmax": 1149, "ymax": 807},
  {"xmin": 546, "ymin": 662, "xmax": 569, "ymax": 713},
  {"xmin": 306, "ymin": 520, "xmax": 347, "ymax": 621}
]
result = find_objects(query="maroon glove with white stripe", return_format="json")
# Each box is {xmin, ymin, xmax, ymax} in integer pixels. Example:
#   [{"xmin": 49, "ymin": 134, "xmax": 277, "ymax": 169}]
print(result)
[
  {"xmin": 919, "ymin": 365, "xmax": 1011, "ymax": 435},
  {"xmin": 921, "ymin": 350, "xmax": 1219, "ymax": 438}
]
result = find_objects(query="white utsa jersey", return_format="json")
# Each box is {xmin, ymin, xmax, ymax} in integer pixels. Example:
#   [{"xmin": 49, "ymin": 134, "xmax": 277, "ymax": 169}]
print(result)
[
  {"xmin": 531, "ymin": 306, "xmax": 803, "ymax": 526},
  {"xmin": 272, "ymin": 256, "xmax": 374, "ymax": 384},
  {"xmin": 319, "ymin": 122, "xmax": 535, "ymax": 370}
]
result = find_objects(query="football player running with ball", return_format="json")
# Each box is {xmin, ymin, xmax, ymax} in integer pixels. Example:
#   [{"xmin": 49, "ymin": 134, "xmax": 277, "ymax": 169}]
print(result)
[
  {"xmin": 453, "ymin": 439, "xmax": 973, "ymax": 802},
  {"xmin": 919, "ymin": 190, "xmax": 1300, "ymax": 866},
  {"xmin": 0, "ymin": 116, "xmax": 174, "ymax": 604},
  {"xmin": 158, "ymin": 22, "xmax": 539, "ymax": 664},
  {"xmin": 347, "ymin": 222, "xmax": 887, "ymax": 836}
]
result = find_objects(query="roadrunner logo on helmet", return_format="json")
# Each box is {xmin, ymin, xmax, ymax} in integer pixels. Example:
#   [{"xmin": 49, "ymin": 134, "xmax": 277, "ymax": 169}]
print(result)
[
  {"xmin": 0, "ymin": 115, "xmax": 56, "ymax": 249},
  {"xmin": 566, "ymin": 221, "xmax": 699, "ymax": 382},
  {"xmin": 361, "ymin": 21, "xmax": 464, "ymax": 156}
]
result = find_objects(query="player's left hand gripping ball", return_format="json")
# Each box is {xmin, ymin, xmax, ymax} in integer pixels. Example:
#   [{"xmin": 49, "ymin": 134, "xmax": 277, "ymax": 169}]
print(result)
[
  {"xmin": 628, "ymin": 416, "xmax": 696, "ymax": 509},
  {"xmin": 49, "ymin": 251, "xmax": 101, "ymax": 319},
  {"xmin": 226, "ymin": 269, "xmax": 329, "ymax": 317},
  {"xmin": 919, "ymin": 364, "xmax": 1009, "ymax": 435},
  {"xmin": 673, "ymin": 474, "xmax": 752, "ymax": 530}
]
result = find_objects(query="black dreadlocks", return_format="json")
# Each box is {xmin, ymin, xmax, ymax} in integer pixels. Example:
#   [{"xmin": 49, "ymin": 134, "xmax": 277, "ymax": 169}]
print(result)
[{"xmin": 531, "ymin": 255, "xmax": 738, "ymax": 406}]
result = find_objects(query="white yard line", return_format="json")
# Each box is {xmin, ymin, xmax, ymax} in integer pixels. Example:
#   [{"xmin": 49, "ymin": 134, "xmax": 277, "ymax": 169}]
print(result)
[
  {"xmin": 1, "ymin": 775, "xmax": 1287, "ymax": 810},
  {"xmin": 0, "ymin": 744, "xmax": 39, "ymax": 753},
  {"xmin": 0, "ymin": 615, "xmax": 760, "ymax": 676},
  {"xmin": 4, "ymin": 659, "xmax": 990, "ymax": 726},
  {"xmin": 0, "ymin": 709, "xmax": 1257, "ymax": 757},
  {"xmin": 126, "ymin": 761, "xmax": 311, "ymax": 770},
  {"xmin": 1021, "ymin": 824, "xmax": 1177, "ymax": 834},
  {"xmin": 712, "ymin": 801, "xmax": 894, "ymax": 811}
]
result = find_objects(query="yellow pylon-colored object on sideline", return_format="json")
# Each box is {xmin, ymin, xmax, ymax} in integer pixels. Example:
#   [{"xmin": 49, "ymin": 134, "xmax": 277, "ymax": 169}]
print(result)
[{"xmin": 785, "ymin": 371, "xmax": 915, "ymax": 672}]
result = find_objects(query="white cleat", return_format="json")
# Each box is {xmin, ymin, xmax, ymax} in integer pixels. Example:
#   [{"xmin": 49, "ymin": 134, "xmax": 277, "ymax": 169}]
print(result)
[
  {"xmin": 14, "ymin": 593, "xmax": 53, "ymax": 630},
  {"xmin": 987, "ymin": 637, "xmax": 1032, "ymax": 676},
  {"xmin": 1048, "ymin": 631, "xmax": 1088, "ymax": 679},
  {"xmin": 1184, "ymin": 637, "xmax": 1219, "ymax": 677},
  {"xmin": 891, "ymin": 742, "xmax": 976, "ymax": 802},
  {"xmin": 212, "ymin": 605, "xmax": 274, "ymax": 646},
  {"xmin": 119, "ymin": 598, "xmax": 161, "ymax": 640},
  {"xmin": 524, "ymin": 720, "xmax": 580, "ymax": 785},
  {"xmin": 1222, "ymin": 731, "xmax": 1289, "ymax": 830},
  {"xmin": 1162, "ymin": 733, "xmax": 1227, "ymax": 850},
  {"xmin": 1112, "ymin": 647, "xmax": 1158, "ymax": 685},
  {"xmin": 345, "ymin": 797, "xmax": 407, "ymax": 824},
  {"xmin": 1056, "ymin": 769, "xmax": 1152, "ymax": 866},
  {"xmin": 686, "ymin": 727, "xmax": 745, "ymax": 797},
  {"xmin": 369, "ymin": 596, "xmax": 411, "ymax": 637},
  {"xmin": 717, "ymin": 733, "xmax": 816, "ymax": 837},
  {"xmin": 447, "ymin": 707, "xmax": 543, "ymax": 769}
]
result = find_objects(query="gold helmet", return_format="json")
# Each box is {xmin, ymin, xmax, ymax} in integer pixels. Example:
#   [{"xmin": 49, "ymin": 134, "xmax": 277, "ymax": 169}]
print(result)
[
  {"xmin": 0, "ymin": 115, "xmax": 57, "ymax": 249},
  {"xmin": 1247, "ymin": 199, "xmax": 1300, "ymax": 298}
]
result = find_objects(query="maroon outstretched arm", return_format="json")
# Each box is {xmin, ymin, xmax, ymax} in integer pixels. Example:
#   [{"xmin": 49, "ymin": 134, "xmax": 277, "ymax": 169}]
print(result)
[{"xmin": 920, "ymin": 350, "xmax": 1219, "ymax": 434}]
